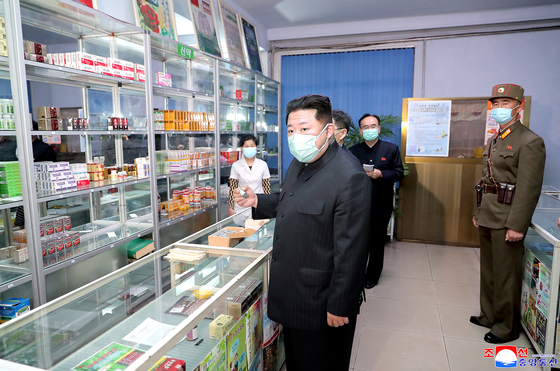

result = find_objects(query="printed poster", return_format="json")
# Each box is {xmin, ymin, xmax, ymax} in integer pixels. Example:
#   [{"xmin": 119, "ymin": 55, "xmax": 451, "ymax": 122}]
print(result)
[
  {"xmin": 262, "ymin": 292, "xmax": 279, "ymax": 346},
  {"xmin": 219, "ymin": 1, "xmax": 245, "ymax": 66},
  {"xmin": 240, "ymin": 18, "xmax": 262, "ymax": 72},
  {"xmin": 484, "ymin": 99, "xmax": 526, "ymax": 145},
  {"xmin": 132, "ymin": 0, "xmax": 177, "ymax": 40},
  {"xmin": 248, "ymin": 349, "xmax": 263, "ymax": 371},
  {"xmin": 72, "ymin": 0, "xmax": 97, "ymax": 8},
  {"xmin": 190, "ymin": 0, "xmax": 222, "ymax": 57},
  {"xmin": 227, "ymin": 317, "xmax": 248, "ymax": 371},
  {"xmin": 200, "ymin": 338, "xmax": 227, "ymax": 371},
  {"xmin": 523, "ymin": 247, "xmax": 535, "ymax": 289},
  {"xmin": 72, "ymin": 342, "xmax": 144, "ymax": 371},
  {"xmin": 405, "ymin": 100, "xmax": 451, "ymax": 157},
  {"xmin": 246, "ymin": 298, "xmax": 263, "ymax": 367},
  {"xmin": 536, "ymin": 309, "xmax": 547, "ymax": 351},
  {"xmin": 537, "ymin": 263, "xmax": 551, "ymax": 318}
]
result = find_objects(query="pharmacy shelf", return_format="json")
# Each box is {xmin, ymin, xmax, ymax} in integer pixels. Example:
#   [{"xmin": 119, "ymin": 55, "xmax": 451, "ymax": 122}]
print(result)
[
  {"xmin": 20, "ymin": 0, "xmax": 145, "ymax": 39},
  {"xmin": 159, "ymin": 203, "xmax": 217, "ymax": 229},
  {"xmin": 219, "ymin": 97, "xmax": 255, "ymax": 108},
  {"xmin": 220, "ymin": 131, "xmax": 254, "ymax": 135},
  {"xmin": 31, "ymin": 130, "xmax": 148, "ymax": 136},
  {"xmin": 156, "ymin": 166, "xmax": 213, "ymax": 180},
  {"xmin": 24, "ymin": 60, "xmax": 145, "ymax": 90},
  {"xmin": 0, "ymin": 200, "xmax": 23, "ymax": 211},
  {"xmin": 0, "ymin": 273, "xmax": 32, "ymax": 294},
  {"xmin": 150, "ymin": 32, "xmax": 214, "ymax": 67},
  {"xmin": 43, "ymin": 224, "xmax": 154, "ymax": 275},
  {"xmin": 220, "ymin": 163, "xmax": 232, "ymax": 169},
  {"xmin": 153, "ymin": 85, "xmax": 213, "ymax": 101},
  {"xmin": 0, "ymin": 130, "xmax": 17, "ymax": 136},
  {"xmin": 154, "ymin": 131, "xmax": 214, "ymax": 135},
  {"xmin": 36, "ymin": 177, "xmax": 150, "ymax": 203},
  {"xmin": 257, "ymin": 104, "xmax": 279, "ymax": 113}
]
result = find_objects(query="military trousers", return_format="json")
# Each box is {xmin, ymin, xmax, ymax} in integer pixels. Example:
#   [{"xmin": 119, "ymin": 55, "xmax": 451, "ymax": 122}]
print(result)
[{"xmin": 476, "ymin": 226, "xmax": 524, "ymax": 341}]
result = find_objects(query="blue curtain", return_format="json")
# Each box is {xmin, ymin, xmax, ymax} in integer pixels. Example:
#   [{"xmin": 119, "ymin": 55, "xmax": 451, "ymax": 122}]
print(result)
[{"xmin": 281, "ymin": 48, "xmax": 414, "ymax": 178}]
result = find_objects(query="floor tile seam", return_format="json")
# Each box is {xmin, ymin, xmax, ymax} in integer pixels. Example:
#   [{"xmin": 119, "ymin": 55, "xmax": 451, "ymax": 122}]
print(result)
[
  {"xmin": 443, "ymin": 334, "xmax": 536, "ymax": 351},
  {"xmin": 431, "ymin": 277, "xmax": 481, "ymax": 285},
  {"xmin": 429, "ymin": 260, "xmax": 482, "ymax": 269},
  {"xmin": 382, "ymin": 273, "xmax": 434, "ymax": 281},
  {"xmin": 437, "ymin": 304, "xmax": 454, "ymax": 371},
  {"xmin": 366, "ymin": 296, "xmax": 439, "ymax": 305},
  {"xmin": 350, "ymin": 325, "xmax": 365, "ymax": 369},
  {"xmin": 436, "ymin": 303, "xmax": 481, "ymax": 311},
  {"xmin": 361, "ymin": 323, "xmax": 444, "ymax": 337}
]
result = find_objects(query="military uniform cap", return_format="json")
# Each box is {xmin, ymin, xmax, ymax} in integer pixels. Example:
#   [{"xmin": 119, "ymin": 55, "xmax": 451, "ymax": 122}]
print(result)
[{"xmin": 489, "ymin": 84, "xmax": 524, "ymax": 102}]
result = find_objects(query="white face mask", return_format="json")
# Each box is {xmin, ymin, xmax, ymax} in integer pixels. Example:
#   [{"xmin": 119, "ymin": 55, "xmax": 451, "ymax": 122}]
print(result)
[{"xmin": 288, "ymin": 124, "xmax": 332, "ymax": 163}]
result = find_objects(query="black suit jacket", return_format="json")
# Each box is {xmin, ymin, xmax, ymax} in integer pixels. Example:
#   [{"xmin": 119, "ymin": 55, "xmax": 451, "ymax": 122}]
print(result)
[
  {"xmin": 253, "ymin": 142, "xmax": 372, "ymax": 331},
  {"xmin": 349, "ymin": 140, "xmax": 404, "ymax": 216}
]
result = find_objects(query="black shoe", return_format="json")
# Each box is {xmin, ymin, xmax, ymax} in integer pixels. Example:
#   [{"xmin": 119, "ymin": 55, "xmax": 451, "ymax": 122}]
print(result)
[
  {"xmin": 364, "ymin": 281, "xmax": 377, "ymax": 289},
  {"xmin": 469, "ymin": 316, "xmax": 487, "ymax": 328},
  {"xmin": 484, "ymin": 332, "xmax": 507, "ymax": 344}
]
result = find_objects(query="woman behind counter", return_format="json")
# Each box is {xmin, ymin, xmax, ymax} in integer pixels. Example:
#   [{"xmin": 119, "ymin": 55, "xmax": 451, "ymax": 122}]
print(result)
[{"xmin": 228, "ymin": 134, "xmax": 271, "ymax": 218}]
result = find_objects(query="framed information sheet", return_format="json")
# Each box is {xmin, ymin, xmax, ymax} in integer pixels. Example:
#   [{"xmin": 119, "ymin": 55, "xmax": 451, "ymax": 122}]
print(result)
[
  {"xmin": 132, "ymin": 0, "xmax": 177, "ymax": 40},
  {"xmin": 189, "ymin": 0, "xmax": 222, "ymax": 57},
  {"xmin": 218, "ymin": 0, "xmax": 245, "ymax": 66},
  {"xmin": 240, "ymin": 17, "xmax": 262, "ymax": 72},
  {"xmin": 405, "ymin": 100, "xmax": 451, "ymax": 157}
]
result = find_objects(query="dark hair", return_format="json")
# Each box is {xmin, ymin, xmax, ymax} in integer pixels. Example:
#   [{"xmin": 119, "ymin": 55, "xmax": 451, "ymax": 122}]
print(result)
[
  {"xmin": 332, "ymin": 110, "xmax": 351, "ymax": 131},
  {"xmin": 32, "ymin": 120, "xmax": 38, "ymax": 131},
  {"xmin": 239, "ymin": 134, "xmax": 258, "ymax": 147},
  {"xmin": 358, "ymin": 113, "xmax": 381, "ymax": 128},
  {"xmin": 286, "ymin": 94, "xmax": 332, "ymax": 126}
]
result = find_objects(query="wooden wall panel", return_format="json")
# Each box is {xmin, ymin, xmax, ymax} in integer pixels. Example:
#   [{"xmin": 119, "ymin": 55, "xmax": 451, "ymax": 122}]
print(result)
[{"xmin": 397, "ymin": 162, "xmax": 483, "ymax": 246}]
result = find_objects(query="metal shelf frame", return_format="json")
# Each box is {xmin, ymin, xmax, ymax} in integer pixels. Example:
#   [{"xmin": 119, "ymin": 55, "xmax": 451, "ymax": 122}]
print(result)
[{"xmin": 0, "ymin": 0, "xmax": 281, "ymax": 309}]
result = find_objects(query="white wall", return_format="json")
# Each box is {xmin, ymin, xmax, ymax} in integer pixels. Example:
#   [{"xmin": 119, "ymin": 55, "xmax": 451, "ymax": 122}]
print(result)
[{"xmin": 424, "ymin": 29, "xmax": 560, "ymax": 187}]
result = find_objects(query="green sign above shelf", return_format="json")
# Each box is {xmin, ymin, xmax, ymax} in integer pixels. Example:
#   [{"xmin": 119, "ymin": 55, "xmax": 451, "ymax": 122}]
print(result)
[{"xmin": 177, "ymin": 44, "xmax": 194, "ymax": 60}]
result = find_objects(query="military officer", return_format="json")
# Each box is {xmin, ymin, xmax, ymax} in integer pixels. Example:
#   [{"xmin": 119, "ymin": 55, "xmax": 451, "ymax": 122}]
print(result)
[{"xmin": 471, "ymin": 83, "xmax": 546, "ymax": 344}]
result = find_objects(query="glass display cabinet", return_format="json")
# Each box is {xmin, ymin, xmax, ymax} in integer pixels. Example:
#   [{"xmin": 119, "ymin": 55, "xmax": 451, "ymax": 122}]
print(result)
[
  {"xmin": 519, "ymin": 186, "xmax": 560, "ymax": 371},
  {"xmin": 0, "ymin": 0, "xmax": 280, "ymax": 313},
  {"xmin": 0, "ymin": 211, "xmax": 272, "ymax": 371}
]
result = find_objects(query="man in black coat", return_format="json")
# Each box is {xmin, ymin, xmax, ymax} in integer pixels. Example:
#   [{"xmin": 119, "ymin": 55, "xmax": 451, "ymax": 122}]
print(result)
[
  {"xmin": 350, "ymin": 114, "xmax": 404, "ymax": 289},
  {"xmin": 234, "ymin": 95, "xmax": 371, "ymax": 371}
]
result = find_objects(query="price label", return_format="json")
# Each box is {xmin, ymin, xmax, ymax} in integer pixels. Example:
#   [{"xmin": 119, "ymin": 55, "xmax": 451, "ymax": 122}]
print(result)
[
  {"xmin": 177, "ymin": 43, "xmax": 194, "ymax": 60},
  {"xmin": 71, "ymin": 259, "xmax": 75, "ymax": 264},
  {"xmin": 7, "ymin": 283, "xmax": 13, "ymax": 289},
  {"xmin": 110, "ymin": 244, "xmax": 115, "ymax": 249},
  {"xmin": 130, "ymin": 213, "xmax": 138, "ymax": 218},
  {"xmin": 107, "ymin": 232, "xmax": 117, "ymax": 238}
]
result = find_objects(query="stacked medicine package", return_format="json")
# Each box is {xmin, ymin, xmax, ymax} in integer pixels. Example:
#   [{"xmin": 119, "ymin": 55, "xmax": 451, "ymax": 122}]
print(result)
[
  {"xmin": 0, "ymin": 17, "xmax": 7, "ymax": 57},
  {"xmin": 34, "ymin": 162, "xmax": 77, "ymax": 192},
  {"xmin": 0, "ymin": 162, "xmax": 22, "ymax": 199},
  {"xmin": 38, "ymin": 215, "xmax": 80, "ymax": 267}
]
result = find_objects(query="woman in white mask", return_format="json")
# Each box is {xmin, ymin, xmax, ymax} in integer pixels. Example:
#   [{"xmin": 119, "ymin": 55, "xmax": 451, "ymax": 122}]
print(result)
[{"xmin": 228, "ymin": 134, "xmax": 271, "ymax": 222}]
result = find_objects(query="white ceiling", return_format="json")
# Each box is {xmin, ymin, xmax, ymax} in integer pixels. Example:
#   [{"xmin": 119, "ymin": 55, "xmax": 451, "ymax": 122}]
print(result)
[{"xmin": 232, "ymin": 0, "xmax": 560, "ymax": 29}]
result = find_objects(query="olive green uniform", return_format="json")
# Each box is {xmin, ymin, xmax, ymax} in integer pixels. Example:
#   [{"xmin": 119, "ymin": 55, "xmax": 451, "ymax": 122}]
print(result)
[{"xmin": 473, "ymin": 120, "xmax": 546, "ymax": 340}]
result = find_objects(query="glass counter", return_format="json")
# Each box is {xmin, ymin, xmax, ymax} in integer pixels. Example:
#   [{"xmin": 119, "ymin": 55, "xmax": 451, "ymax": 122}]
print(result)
[
  {"xmin": 0, "ymin": 221, "xmax": 271, "ymax": 371},
  {"xmin": 519, "ymin": 187, "xmax": 560, "ymax": 370}
]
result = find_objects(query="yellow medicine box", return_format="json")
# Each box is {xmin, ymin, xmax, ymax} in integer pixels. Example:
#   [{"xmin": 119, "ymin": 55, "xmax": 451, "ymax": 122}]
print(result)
[{"xmin": 209, "ymin": 314, "xmax": 234, "ymax": 340}]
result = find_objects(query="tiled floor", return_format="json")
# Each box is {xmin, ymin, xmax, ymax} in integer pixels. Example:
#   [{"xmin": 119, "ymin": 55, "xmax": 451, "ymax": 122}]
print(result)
[{"xmin": 349, "ymin": 241, "xmax": 536, "ymax": 371}]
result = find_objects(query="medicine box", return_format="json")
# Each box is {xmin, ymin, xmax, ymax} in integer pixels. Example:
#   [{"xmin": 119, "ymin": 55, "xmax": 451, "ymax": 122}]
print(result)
[
  {"xmin": 208, "ymin": 314, "xmax": 234, "ymax": 340},
  {"xmin": 0, "ymin": 298, "xmax": 30, "ymax": 323},
  {"xmin": 155, "ymin": 72, "xmax": 172, "ymax": 87}
]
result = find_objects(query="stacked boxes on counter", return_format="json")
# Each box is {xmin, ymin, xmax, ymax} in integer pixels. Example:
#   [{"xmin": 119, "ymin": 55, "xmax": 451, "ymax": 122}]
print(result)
[
  {"xmin": 38, "ymin": 215, "xmax": 81, "ymax": 266},
  {"xmin": 156, "ymin": 149, "xmax": 215, "ymax": 175},
  {"xmin": 23, "ymin": 40, "xmax": 47, "ymax": 63},
  {"xmin": 34, "ymin": 162, "xmax": 77, "ymax": 192},
  {"xmin": 45, "ymin": 51, "xmax": 145, "ymax": 82},
  {"xmin": 107, "ymin": 117, "xmax": 129, "ymax": 130},
  {"xmin": 220, "ymin": 149, "xmax": 240, "ymax": 165},
  {"xmin": 154, "ymin": 109, "xmax": 216, "ymax": 131},
  {"xmin": 160, "ymin": 186, "xmax": 216, "ymax": 220},
  {"xmin": 134, "ymin": 157, "xmax": 150, "ymax": 178},
  {"xmin": 71, "ymin": 163, "xmax": 89, "ymax": 187},
  {"xmin": 0, "ymin": 245, "xmax": 16, "ymax": 261},
  {"xmin": 12, "ymin": 230, "xmax": 28, "ymax": 263},
  {"xmin": 226, "ymin": 278, "xmax": 263, "ymax": 320},
  {"xmin": 36, "ymin": 106, "xmax": 89, "ymax": 131},
  {"xmin": 0, "ymin": 162, "xmax": 22, "ymax": 198},
  {"xmin": 87, "ymin": 161, "xmax": 104, "ymax": 182},
  {"xmin": 0, "ymin": 99, "xmax": 15, "ymax": 130},
  {"xmin": 0, "ymin": 17, "xmax": 7, "ymax": 57}
]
